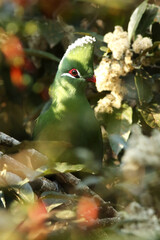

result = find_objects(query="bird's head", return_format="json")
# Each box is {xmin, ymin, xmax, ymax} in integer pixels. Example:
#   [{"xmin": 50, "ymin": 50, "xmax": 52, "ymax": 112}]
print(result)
[{"xmin": 52, "ymin": 36, "xmax": 96, "ymax": 94}]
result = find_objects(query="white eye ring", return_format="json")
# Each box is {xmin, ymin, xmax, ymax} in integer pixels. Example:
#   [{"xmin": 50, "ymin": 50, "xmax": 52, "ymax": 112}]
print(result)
[{"xmin": 61, "ymin": 73, "xmax": 76, "ymax": 78}]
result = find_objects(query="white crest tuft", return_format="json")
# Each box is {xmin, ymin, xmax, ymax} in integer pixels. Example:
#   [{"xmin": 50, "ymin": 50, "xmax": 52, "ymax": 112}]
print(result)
[
  {"xmin": 59, "ymin": 36, "xmax": 96, "ymax": 66},
  {"xmin": 66, "ymin": 36, "xmax": 96, "ymax": 52}
]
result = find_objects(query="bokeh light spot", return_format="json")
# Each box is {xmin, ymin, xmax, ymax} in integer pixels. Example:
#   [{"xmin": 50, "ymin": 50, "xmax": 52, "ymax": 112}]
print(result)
[
  {"xmin": 24, "ymin": 21, "xmax": 39, "ymax": 36},
  {"xmin": 33, "ymin": 82, "xmax": 44, "ymax": 93},
  {"xmin": 10, "ymin": 66, "xmax": 25, "ymax": 89},
  {"xmin": 6, "ymin": 22, "xmax": 19, "ymax": 34},
  {"xmin": 23, "ymin": 74, "xmax": 33, "ymax": 86},
  {"xmin": 77, "ymin": 196, "xmax": 99, "ymax": 227},
  {"xmin": 1, "ymin": 35, "xmax": 25, "ymax": 67}
]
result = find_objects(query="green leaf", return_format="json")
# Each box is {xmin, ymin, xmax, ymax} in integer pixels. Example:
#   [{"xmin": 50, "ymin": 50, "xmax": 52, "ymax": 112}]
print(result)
[
  {"xmin": 123, "ymin": 73, "xmax": 138, "ymax": 102},
  {"xmin": 54, "ymin": 162, "xmax": 86, "ymax": 173},
  {"xmin": 136, "ymin": 4, "xmax": 159, "ymax": 36},
  {"xmin": 105, "ymin": 104, "xmax": 133, "ymax": 155},
  {"xmin": 139, "ymin": 103, "xmax": 160, "ymax": 129},
  {"xmin": 39, "ymin": 162, "xmax": 86, "ymax": 175},
  {"xmin": 42, "ymin": 191, "xmax": 77, "ymax": 201},
  {"xmin": 39, "ymin": 20, "xmax": 64, "ymax": 48},
  {"xmin": 17, "ymin": 182, "xmax": 35, "ymax": 203},
  {"xmin": 128, "ymin": 0, "xmax": 148, "ymax": 42},
  {"xmin": 41, "ymin": 191, "xmax": 78, "ymax": 212},
  {"xmin": 152, "ymin": 22, "xmax": 160, "ymax": 42},
  {"xmin": 134, "ymin": 69, "xmax": 153, "ymax": 105}
]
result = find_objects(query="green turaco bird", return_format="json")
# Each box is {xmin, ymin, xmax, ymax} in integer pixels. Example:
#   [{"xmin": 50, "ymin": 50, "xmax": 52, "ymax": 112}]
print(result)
[{"xmin": 33, "ymin": 36, "xmax": 103, "ymax": 164}]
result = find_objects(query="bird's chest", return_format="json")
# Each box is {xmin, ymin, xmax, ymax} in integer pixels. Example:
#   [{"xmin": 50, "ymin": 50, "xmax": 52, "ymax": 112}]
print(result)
[
  {"xmin": 35, "ymin": 99, "xmax": 102, "ymax": 160},
  {"xmin": 55, "ymin": 105, "xmax": 96, "ymax": 144}
]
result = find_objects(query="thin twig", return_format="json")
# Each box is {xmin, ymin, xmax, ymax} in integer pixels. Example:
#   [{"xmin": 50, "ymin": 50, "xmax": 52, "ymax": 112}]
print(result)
[
  {"xmin": 56, "ymin": 172, "xmax": 117, "ymax": 218},
  {"xmin": 88, "ymin": 216, "xmax": 119, "ymax": 228},
  {"xmin": 57, "ymin": 172, "xmax": 106, "ymax": 202},
  {"xmin": 30, "ymin": 177, "xmax": 62, "ymax": 196},
  {"xmin": 47, "ymin": 216, "xmax": 119, "ymax": 238},
  {"xmin": 0, "ymin": 132, "xmax": 20, "ymax": 146}
]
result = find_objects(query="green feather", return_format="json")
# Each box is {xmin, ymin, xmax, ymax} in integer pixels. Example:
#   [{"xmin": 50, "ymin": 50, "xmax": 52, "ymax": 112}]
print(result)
[{"xmin": 33, "ymin": 36, "xmax": 103, "ymax": 163}]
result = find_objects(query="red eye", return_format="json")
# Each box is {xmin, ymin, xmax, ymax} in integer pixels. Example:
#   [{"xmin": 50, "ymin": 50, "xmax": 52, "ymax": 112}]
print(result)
[{"xmin": 69, "ymin": 68, "xmax": 80, "ymax": 78}]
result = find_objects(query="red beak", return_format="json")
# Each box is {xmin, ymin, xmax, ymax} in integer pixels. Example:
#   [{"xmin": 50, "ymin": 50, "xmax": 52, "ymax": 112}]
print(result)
[{"xmin": 86, "ymin": 75, "xmax": 96, "ymax": 83}]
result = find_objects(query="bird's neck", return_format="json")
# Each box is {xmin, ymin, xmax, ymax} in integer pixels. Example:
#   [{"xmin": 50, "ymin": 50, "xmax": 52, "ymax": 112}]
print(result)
[{"xmin": 50, "ymin": 78, "xmax": 88, "ymax": 117}]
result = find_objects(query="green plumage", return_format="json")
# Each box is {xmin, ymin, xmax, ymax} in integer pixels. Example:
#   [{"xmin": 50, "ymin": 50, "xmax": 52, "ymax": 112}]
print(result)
[{"xmin": 33, "ymin": 36, "xmax": 103, "ymax": 162}]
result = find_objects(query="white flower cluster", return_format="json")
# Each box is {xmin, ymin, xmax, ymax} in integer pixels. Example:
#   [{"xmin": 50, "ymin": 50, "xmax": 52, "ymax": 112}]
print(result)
[
  {"xmin": 132, "ymin": 34, "xmax": 152, "ymax": 54},
  {"xmin": 122, "ymin": 125, "xmax": 160, "ymax": 171},
  {"xmin": 95, "ymin": 26, "xmax": 153, "ymax": 115},
  {"xmin": 104, "ymin": 26, "xmax": 130, "ymax": 60},
  {"xmin": 121, "ymin": 201, "xmax": 160, "ymax": 238},
  {"xmin": 95, "ymin": 26, "xmax": 132, "ymax": 115}
]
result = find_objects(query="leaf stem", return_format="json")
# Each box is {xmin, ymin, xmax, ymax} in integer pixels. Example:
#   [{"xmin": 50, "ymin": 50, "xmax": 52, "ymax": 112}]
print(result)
[{"xmin": 24, "ymin": 48, "xmax": 60, "ymax": 62}]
